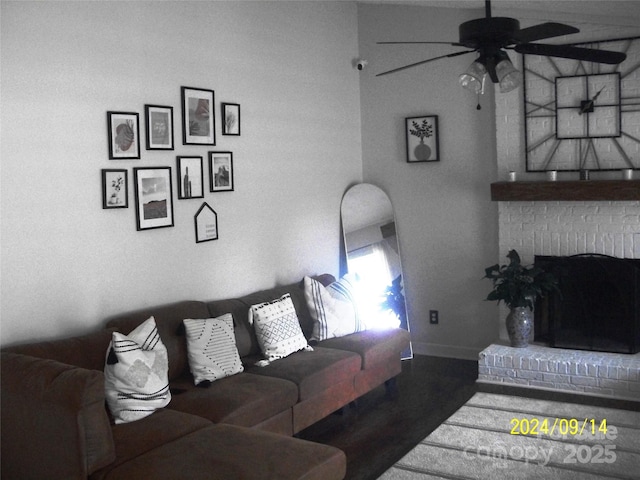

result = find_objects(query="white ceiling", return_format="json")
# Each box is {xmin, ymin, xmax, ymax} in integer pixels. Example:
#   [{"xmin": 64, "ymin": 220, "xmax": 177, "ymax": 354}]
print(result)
[{"xmin": 359, "ymin": 0, "xmax": 640, "ymax": 26}]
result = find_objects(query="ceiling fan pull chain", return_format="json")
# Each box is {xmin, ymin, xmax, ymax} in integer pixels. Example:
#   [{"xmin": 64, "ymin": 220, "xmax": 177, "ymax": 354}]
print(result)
[{"xmin": 476, "ymin": 92, "xmax": 482, "ymax": 110}]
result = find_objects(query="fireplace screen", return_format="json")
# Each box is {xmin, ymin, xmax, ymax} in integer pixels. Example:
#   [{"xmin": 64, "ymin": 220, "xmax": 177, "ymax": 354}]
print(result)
[{"xmin": 534, "ymin": 254, "xmax": 640, "ymax": 354}]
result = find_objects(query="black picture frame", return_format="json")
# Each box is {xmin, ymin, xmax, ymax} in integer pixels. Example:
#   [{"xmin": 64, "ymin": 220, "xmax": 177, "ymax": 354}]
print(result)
[
  {"xmin": 133, "ymin": 167, "xmax": 174, "ymax": 231},
  {"xmin": 405, "ymin": 115, "xmax": 439, "ymax": 163},
  {"xmin": 181, "ymin": 86, "xmax": 215, "ymax": 145},
  {"xmin": 177, "ymin": 156, "xmax": 204, "ymax": 199},
  {"xmin": 194, "ymin": 202, "xmax": 219, "ymax": 243},
  {"xmin": 145, "ymin": 105, "xmax": 174, "ymax": 150},
  {"xmin": 107, "ymin": 111, "xmax": 140, "ymax": 159},
  {"xmin": 102, "ymin": 169, "xmax": 128, "ymax": 209},
  {"xmin": 208, "ymin": 151, "xmax": 234, "ymax": 192},
  {"xmin": 221, "ymin": 102, "xmax": 241, "ymax": 136}
]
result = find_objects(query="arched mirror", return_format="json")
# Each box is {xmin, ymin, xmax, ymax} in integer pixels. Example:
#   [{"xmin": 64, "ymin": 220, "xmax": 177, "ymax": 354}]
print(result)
[{"xmin": 341, "ymin": 183, "xmax": 412, "ymax": 359}]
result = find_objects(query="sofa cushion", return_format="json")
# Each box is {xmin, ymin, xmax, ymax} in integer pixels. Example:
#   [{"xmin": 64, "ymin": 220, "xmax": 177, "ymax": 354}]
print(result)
[
  {"xmin": 4, "ymin": 329, "xmax": 115, "ymax": 371},
  {"xmin": 104, "ymin": 317, "xmax": 171, "ymax": 424},
  {"xmin": 89, "ymin": 409, "xmax": 212, "ymax": 480},
  {"xmin": 91, "ymin": 424, "xmax": 346, "ymax": 480},
  {"xmin": 183, "ymin": 314, "xmax": 244, "ymax": 386},
  {"xmin": 245, "ymin": 347, "xmax": 361, "ymax": 401},
  {"xmin": 318, "ymin": 328, "xmax": 411, "ymax": 369},
  {"xmin": 1, "ymin": 352, "xmax": 116, "ymax": 479},
  {"xmin": 168, "ymin": 372, "xmax": 298, "ymax": 428},
  {"xmin": 249, "ymin": 293, "xmax": 313, "ymax": 363},
  {"xmin": 105, "ymin": 300, "xmax": 211, "ymax": 380}
]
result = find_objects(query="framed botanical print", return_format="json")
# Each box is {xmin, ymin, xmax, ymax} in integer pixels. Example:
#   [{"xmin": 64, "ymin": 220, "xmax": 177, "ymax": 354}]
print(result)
[
  {"xmin": 133, "ymin": 167, "xmax": 174, "ymax": 230},
  {"xmin": 145, "ymin": 105, "xmax": 174, "ymax": 150},
  {"xmin": 107, "ymin": 111, "xmax": 140, "ymax": 159},
  {"xmin": 208, "ymin": 151, "xmax": 234, "ymax": 192},
  {"xmin": 222, "ymin": 102, "xmax": 240, "ymax": 136},
  {"xmin": 181, "ymin": 86, "xmax": 215, "ymax": 145},
  {"xmin": 102, "ymin": 169, "xmax": 128, "ymax": 209},
  {"xmin": 176, "ymin": 156, "xmax": 204, "ymax": 199},
  {"xmin": 194, "ymin": 202, "xmax": 219, "ymax": 243},
  {"xmin": 405, "ymin": 115, "xmax": 439, "ymax": 163}
]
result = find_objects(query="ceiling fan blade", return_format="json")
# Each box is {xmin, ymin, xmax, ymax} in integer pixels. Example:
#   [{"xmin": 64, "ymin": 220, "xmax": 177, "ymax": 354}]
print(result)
[
  {"xmin": 512, "ymin": 22, "xmax": 579, "ymax": 44},
  {"xmin": 514, "ymin": 43, "xmax": 626, "ymax": 65},
  {"xmin": 377, "ymin": 41, "xmax": 463, "ymax": 46},
  {"xmin": 376, "ymin": 50, "xmax": 474, "ymax": 77}
]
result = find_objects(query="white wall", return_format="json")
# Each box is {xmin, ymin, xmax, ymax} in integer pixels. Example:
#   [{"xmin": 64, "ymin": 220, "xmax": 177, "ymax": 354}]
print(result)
[
  {"xmin": 357, "ymin": 4, "xmax": 500, "ymax": 360},
  {"xmin": 0, "ymin": 1, "xmax": 362, "ymax": 346}
]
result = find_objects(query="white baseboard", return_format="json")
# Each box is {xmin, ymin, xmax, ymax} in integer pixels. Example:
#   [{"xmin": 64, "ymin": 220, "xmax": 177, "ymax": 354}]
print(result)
[{"xmin": 411, "ymin": 341, "xmax": 480, "ymax": 361}]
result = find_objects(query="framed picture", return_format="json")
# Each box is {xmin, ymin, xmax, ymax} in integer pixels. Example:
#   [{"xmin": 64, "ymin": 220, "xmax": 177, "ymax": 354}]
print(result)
[
  {"xmin": 181, "ymin": 86, "xmax": 215, "ymax": 145},
  {"xmin": 107, "ymin": 111, "xmax": 140, "ymax": 159},
  {"xmin": 133, "ymin": 167, "xmax": 174, "ymax": 230},
  {"xmin": 406, "ymin": 115, "xmax": 439, "ymax": 163},
  {"xmin": 145, "ymin": 105, "xmax": 174, "ymax": 150},
  {"xmin": 102, "ymin": 169, "xmax": 128, "ymax": 209},
  {"xmin": 177, "ymin": 156, "xmax": 204, "ymax": 199},
  {"xmin": 208, "ymin": 151, "xmax": 234, "ymax": 192},
  {"xmin": 194, "ymin": 202, "xmax": 219, "ymax": 243},
  {"xmin": 222, "ymin": 103, "xmax": 241, "ymax": 136}
]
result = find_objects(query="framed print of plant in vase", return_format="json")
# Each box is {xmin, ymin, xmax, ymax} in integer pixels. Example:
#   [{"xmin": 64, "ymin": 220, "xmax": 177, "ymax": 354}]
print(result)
[
  {"xmin": 102, "ymin": 169, "xmax": 128, "ymax": 209},
  {"xmin": 181, "ymin": 86, "xmax": 215, "ymax": 145},
  {"xmin": 222, "ymin": 102, "xmax": 240, "ymax": 136},
  {"xmin": 208, "ymin": 151, "xmax": 234, "ymax": 192},
  {"xmin": 405, "ymin": 115, "xmax": 439, "ymax": 163},
  {"xmin": 107, "ymin": 111, "xmax": 140, "ymax": 159},
  {"xmin": 133, "ymin": 167, "xmax": 174, "ymax": 230},
  {"xmin": 145, "ymin": 105, "xmax": 174, "ymax": 150},
  {"xmin": 177, "ymin": 156, "xmax": 204, "ymax": 199}
]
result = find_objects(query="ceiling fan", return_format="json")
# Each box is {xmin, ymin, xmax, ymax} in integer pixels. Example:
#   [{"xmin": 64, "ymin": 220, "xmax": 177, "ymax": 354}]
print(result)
[{"xmin": 376, "ymin": 0, "xmax": 627, "ymax": 94}]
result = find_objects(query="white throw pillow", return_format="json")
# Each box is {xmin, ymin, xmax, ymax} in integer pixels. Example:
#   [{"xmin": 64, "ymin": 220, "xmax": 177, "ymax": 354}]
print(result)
[
  {"xmin": 183, "ymin": 313, "xmax": 244, "ymax": 386},
  {"xmin": 104, "ymin": 317, "xmax": 171, "ymax": 424},
  {"xmin": 304, "ymin": 275, "xmax": 364, "ymax": 341},
  {"xmin": 303, "ymin": 276, "xmax": 358, "ymax": 341},
  {"xmin": 249, "ymin": 293, "xmax": 313, "ymax": 363}
]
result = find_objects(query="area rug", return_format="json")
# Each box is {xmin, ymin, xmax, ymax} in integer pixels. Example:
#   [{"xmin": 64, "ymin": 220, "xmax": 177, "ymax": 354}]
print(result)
[{"xmin": 379, "ymin": 392, "xmax": 640, "ymax": 479}]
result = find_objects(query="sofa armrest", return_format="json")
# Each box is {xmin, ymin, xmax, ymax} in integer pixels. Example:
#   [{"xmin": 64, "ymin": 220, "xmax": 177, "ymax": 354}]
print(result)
[{"xmin": 1, "ymin": 352, "xmax": 116, "ymax": 479}]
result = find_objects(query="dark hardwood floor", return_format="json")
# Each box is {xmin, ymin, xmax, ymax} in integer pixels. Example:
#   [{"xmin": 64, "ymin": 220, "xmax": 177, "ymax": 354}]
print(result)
[
  {"xmin": 297, "ymin": 355, "xmax": 478, "ymax": 480},
  {"xmin": 298, "ymin": 354, "xmax": 639, "ymax": 480}
]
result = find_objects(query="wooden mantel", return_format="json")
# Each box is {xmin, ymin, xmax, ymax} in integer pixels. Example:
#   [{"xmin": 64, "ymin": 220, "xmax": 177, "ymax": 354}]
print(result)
[{"xmin": 491, "ymin": 180, "xmax": 640, "ymax": 202}]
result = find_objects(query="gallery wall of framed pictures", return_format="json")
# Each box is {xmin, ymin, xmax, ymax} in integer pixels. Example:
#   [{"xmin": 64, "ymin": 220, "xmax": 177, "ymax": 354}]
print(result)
[{"xmin": 102, "ymin": 86, "xmax": 241, "ymax": 243}]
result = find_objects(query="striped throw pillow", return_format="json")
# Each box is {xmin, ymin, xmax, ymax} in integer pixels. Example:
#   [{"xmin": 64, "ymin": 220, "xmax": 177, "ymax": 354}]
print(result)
[{"xmin": 304, "ymin": 275, "xmax": 363, "ymax": 342}]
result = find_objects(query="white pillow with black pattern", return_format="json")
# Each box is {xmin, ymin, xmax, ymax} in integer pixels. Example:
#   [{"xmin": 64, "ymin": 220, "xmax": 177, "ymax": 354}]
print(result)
[
  {"xmin": 249, "ymin": 293, "xmax": 313, "ymax": 364},
  {"xmin": 104, "ymin": 316, "xmax": 171, "ymax": 424},
  {"xmin": 183, "ymin": 313, "xmax": 244, "ymax": 386}
]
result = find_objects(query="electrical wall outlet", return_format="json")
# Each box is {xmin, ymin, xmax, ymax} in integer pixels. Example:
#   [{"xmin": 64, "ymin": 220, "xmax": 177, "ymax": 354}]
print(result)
[{"xmin": 429, "ymin": 310, "xmax": 439, "ymax": 324}]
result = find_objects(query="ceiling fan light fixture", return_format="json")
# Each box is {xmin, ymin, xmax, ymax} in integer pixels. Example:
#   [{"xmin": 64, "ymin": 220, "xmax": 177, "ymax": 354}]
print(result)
[
  {"xmin": 495, "ymin": 52, "xmax": 522, "ymax": 93},
  {"xmin": 459, "ymin": 59, "xmax": 487, "ymax": 94}
]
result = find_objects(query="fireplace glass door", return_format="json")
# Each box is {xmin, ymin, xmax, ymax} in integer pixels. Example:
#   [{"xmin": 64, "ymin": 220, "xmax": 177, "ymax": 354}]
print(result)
[{"xmin": 535, "ymin": 254, "xmax": 640, "ymax": 354}]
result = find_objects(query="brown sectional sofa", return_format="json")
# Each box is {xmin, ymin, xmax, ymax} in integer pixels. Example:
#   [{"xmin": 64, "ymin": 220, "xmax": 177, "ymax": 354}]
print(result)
[{"xmin": 2, "ymin": 274, "xmax": 410, "ymax": 479}]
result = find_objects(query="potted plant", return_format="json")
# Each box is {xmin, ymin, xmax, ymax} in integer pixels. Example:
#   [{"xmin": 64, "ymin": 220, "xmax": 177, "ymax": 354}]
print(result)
[{"xmin": 484, "ymin": 250, "xmax": 558, "ymax": 347}]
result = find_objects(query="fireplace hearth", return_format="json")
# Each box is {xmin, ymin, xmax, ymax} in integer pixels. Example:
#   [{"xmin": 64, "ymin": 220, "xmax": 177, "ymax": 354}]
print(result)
[{"xmin": 535, "ymin": 254, "xmax": 640, "ymax": 354}]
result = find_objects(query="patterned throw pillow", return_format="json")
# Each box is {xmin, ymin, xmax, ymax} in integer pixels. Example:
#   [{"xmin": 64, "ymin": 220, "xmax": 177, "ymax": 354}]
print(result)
[
  {"xmin": 104, "ymin": 317, "xmax": 171, "ymax": 424},
  {"xmin": 183, "ymin": 313, "xmax": 244, "ymax": 386},
  {"xmin": 304, "ymin": 275, "xmax": 364, "ymax": 342},
  {"xmin": 249, "ymin": 293, "xmax": 313, "ymax": 363}
]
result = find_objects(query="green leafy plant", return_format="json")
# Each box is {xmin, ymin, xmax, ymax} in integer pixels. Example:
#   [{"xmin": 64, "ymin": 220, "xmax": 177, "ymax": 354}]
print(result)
[
  {"xmin": 484, "ymin": 250, "xmax": 559, "ymax": 310},
  {"xmin": 381, "ymin": 275, "xmax": 407, "ymax": 329},
  {"xmin": 409, "ymin": 119, "xmax": 433, "ymax": 141}
]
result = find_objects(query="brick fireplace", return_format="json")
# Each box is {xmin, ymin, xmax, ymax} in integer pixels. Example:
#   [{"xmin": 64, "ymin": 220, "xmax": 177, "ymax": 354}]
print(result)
[{"xmin": 480, "ymin": 195, "xmax": 640, "ymax": 400}]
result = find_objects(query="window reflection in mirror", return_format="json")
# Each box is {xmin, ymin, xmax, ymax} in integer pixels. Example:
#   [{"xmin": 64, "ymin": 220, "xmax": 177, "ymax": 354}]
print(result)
[{"xmin": 341, "ymin": 184, "xmax": 412, "ymax": 357}]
